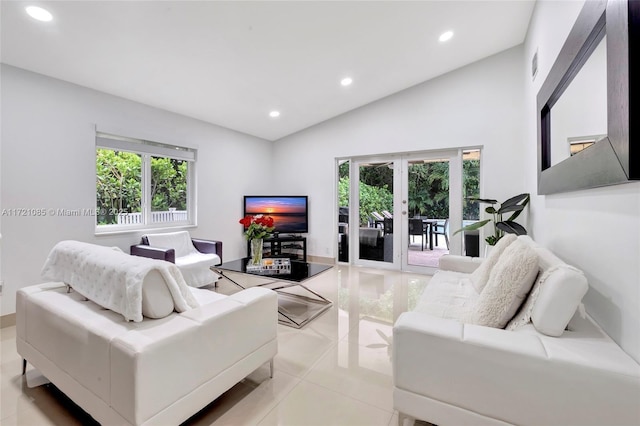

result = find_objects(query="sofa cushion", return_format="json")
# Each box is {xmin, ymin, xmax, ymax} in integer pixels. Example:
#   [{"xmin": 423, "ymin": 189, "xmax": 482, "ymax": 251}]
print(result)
[
  {"xmin": 141, "ymin": 269, "xmax": 174, "ymax": 318},
  {"xmin": 413, "ymin": 271, "xmax": 479, "ymax": 320},
  {"xmin": 468, "ymin": 239, "xmax": 538, "ymax": 328},
  {"xmin": 531, "ymin": 262, "xmax": 588, "ymax": 336},
  {"xmin": 469, "ymin": 234, "xmax": 517, "ymax": 293},
  {"xmin": 506, "ymin": 236, "xmax": 589, "ymax": 336}
]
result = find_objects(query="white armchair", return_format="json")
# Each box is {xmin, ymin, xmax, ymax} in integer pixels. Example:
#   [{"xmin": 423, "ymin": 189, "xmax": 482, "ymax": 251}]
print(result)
[{"xmin": 130, "ymin": 231, "xmax": 222, "ymax": 287}]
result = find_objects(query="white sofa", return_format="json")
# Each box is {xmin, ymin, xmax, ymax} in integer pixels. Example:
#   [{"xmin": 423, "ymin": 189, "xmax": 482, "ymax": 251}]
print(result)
[
  {"xmin": 393, "ymin": 235, "xmax": 640, "ymax": 426},
  {"xmin": 17, "ymin": 243, "xmax": 278, "ymax": 425}
]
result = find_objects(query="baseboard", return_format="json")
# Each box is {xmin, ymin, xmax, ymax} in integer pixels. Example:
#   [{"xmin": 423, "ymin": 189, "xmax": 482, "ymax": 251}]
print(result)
[{"xmin": 1, "ymin": 313, "xmax": 16, "ymax": 328}]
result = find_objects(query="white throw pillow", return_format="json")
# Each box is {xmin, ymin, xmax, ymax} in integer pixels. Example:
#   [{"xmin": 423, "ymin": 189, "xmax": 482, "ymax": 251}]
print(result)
[
  {"xmin": 506, "ymin": 240, "xmax": 589, "ymax": 336},
  {"xmin": 141, "ymin": 269, "xmax": 174, "ymax": 319},
  {"xmin": 468, "ymin": 239, "xmax": 539, "ymax": 328},
  {"xmin": 530, "ymin": 264, "xmax": 588, "ymax": 336},
  {"xmin": 469, "ymin": 234, "xmax": 517, "ymax": 293}
]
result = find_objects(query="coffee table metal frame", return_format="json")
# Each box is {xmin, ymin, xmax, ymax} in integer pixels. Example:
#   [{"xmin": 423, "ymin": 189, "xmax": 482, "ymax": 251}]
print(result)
[{"xmin": 212, "ymin": 261, "xmax": 332, "ymax": 329}]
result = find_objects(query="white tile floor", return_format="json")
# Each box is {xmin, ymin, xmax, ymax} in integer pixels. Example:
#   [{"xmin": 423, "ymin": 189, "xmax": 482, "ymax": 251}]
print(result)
[{"xmin": 0, "ymin": 265, "xmax": 433, "ymax": 425}]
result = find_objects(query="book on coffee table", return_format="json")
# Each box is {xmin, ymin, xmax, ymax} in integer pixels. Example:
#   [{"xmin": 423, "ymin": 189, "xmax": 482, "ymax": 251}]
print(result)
[{"xmin": 245, "ymin": 258, "xmax": 291, "ymax": 275}]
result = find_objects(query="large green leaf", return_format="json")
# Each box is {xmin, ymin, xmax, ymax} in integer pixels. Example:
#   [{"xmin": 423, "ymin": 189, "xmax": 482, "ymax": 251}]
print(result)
[
  {"xmin": 501, "ymin": 193, "xmax": 530, "ymax": 209},
  {"xmin": 452, "ymin": 219, "xmax": 491, "ymax": 235},
  {"xmin": 496, "ymin": 221, "xmax": 527, "ymax": 235},
  {"xmin": 502, "ymin": 194, "xmax": 531, "ymax": 221},
  {"xmin": 467, "ymin": 197, "xmax": 498, "ymax": 204},
  {"xmin": 497, "ymin": 205, "xmax": 524, "ymax": 214}
]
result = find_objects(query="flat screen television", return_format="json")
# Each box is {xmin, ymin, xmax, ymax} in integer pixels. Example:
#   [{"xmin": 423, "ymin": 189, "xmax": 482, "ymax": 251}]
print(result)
[{"xmin": 243, "ymin": 196, "xmax": 308, "ymax": 234}]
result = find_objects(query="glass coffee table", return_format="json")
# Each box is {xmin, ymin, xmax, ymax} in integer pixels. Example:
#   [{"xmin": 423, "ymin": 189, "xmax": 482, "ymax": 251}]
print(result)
[{"xmin": 212, "ymin": 258, "xmax": 333, "ymax": 329}]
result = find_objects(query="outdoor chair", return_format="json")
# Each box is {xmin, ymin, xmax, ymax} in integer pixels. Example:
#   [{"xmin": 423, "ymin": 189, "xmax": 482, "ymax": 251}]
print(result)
[
  {"xmin": 409, "ymin": 218, "xmax": 425, "ymax": 250},
  {"xmin": 432, "ymin": 219, "xmax": 450, "ymax": 249},
  {"xmin": 383, "ymin": 217, "xmax": 394, "ymax": 235},
  {"xmin": 371, "ymin": 211, "xmax": 385, "ymax": 228},
  {"xmin": 382, "ymin": 210, "xmax": 393, "ymax": 219}
]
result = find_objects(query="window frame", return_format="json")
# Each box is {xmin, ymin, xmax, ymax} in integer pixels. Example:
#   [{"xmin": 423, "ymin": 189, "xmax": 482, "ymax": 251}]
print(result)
[{"xmin": 95, "ymin": 132, "xmax": 197, "ymax": 234}]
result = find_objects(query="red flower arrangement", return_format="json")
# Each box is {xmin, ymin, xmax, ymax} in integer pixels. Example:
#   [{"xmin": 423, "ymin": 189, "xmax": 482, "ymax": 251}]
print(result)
[{"xmin": 239, "ymin": 214, "xmax": 275, "ymax": 240}]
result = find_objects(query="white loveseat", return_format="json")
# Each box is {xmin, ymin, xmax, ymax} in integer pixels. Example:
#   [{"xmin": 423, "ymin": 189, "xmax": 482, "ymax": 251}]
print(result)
[
  {"xmin": 393, "ymin": 236, "xmax": 640, "ymax": 426},
  {"xmin": 17, "ymin": 242, "xmax": 278, "ymax": 425}
]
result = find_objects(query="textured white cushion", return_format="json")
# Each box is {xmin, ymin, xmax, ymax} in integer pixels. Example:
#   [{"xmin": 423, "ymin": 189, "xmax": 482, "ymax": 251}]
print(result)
[
  {"xmin": 141, "ymin": 269, "xmax": 174, "ymax": 318},
  {"xmin": 469, "ymin": 234, "xmax": 517, "ymax": 293},
  {"xmin": 468, "ymin": 239, "xmax": 539, "ymax": 328}
]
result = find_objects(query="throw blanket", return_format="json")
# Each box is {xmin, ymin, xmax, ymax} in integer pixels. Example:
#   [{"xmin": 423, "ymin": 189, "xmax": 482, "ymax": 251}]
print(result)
[{"xmin": 41, "ymin": 240, "xmax": 199, "ymax": 322}]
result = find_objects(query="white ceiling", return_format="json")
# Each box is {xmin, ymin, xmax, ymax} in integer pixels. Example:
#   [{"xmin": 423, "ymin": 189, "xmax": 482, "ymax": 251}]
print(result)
[{"xmin": 1, "ymin": 1, "xmax": 535, "ymax": 141}]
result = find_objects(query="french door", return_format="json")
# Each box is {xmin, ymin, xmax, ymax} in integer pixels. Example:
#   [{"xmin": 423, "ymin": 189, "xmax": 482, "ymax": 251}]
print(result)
[{"xmin": 341, "ymin": 149, "xmax": 465, "ymax": 274}]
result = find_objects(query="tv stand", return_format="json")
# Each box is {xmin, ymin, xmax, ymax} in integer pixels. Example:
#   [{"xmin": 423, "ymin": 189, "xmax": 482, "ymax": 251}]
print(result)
[{"xmin": 249, "ymin": 235, "xmax": 307, "ymax": 262}]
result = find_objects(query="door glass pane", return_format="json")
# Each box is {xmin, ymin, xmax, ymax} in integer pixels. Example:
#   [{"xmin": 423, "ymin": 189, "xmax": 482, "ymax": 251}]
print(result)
[
  {"xmin": 462, "ymin": 149, "xmax": 481, "ymax": 256},
  {"xmin": 407, "ymin": 158, "xmax": 449, "ymax": 268},
  {"xmin": 358, "ymin": 162, "xmax": 393, "ymax": 263},
  {"xmin": 338, "ymin": 160, "xmax": 350, "ymax": 262}
]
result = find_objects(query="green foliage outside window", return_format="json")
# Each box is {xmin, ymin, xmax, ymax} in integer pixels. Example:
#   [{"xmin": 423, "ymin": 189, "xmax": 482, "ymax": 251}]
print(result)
[
  {"xmin": 96, "ymin": 149, "xmax": 142, "ymax": 225},
  {"xmin": 150, "ymin": 156, "xmax": 187, "ymax": 211},
  {"xmin": 96, "ymin": 149, "xmax": 188, "ymax": 225}
]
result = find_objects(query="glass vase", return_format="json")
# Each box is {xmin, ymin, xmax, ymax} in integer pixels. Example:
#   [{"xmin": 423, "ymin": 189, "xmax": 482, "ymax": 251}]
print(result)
[{"xmin": 250, "ymin": 238, "xmax": 263, "ymax": 265}]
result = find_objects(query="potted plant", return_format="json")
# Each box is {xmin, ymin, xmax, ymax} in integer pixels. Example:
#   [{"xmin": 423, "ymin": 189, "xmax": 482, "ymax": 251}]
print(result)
[{"xmin": 454, "ymin": 193, "xmax": 530, "ymax": 246}]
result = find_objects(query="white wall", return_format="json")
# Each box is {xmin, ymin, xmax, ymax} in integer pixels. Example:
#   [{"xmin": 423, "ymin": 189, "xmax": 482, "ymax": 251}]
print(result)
[
  {"xmin": 0, "ymin": 64, "xmax": 273, "ymax": 315},
  {"xmin": 272, "ymin": 46, "xmax": 527, "ymax": 260},
  {"xmin": 523, "ymin": 1, "xmax": 640, "ymax": 362}
]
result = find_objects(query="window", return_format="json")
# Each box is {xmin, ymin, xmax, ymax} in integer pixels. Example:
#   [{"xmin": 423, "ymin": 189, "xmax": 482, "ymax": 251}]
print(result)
[{"xmin": 95, "ymin": 132, "xmax": 196, "ymax": 232}]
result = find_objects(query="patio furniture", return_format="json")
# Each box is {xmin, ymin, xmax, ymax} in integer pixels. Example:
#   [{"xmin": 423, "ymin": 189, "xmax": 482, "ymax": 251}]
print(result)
[
  {"xmin": 371, "ymin": 211, "xmax": 385, "ymax": 228},
  {"xmin": 409, "ymin": 218, "xmax": 425, "ymax": 250},
  {"xmin": 382, "ymin": 210, "xmax": 393, "ymax": 219},
  {"xmin": 383, "ymin": 217, "xmax": 393, "ymax": 235},
  {"xmin": 421, "ymin": 219, "xmax": 438, "ymax": 250},
  {"xmin": 432, "ymin": 219, "xmax": 449, "ymax": 249}
]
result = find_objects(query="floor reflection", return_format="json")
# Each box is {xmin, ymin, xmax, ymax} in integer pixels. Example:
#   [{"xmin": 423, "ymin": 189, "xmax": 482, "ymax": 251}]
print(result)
[{"xmin": 1, "ymin": 264, "xmax": 432, "ymax": 426}]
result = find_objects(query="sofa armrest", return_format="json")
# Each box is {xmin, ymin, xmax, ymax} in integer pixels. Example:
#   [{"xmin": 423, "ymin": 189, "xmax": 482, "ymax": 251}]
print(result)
[
  {"xmin": 191, "ymin": 238, "xmax": 222, "ymax": 263},
  {"xmin": 437, "ymin": 254, "xmax": 482, "ymax": 273},
  {"xmin": 393, "ymin": 311, "xmax": 640, "ymax": 426},
  {"xmin": 130, "ymin": 244, "xmax": 175, "ymax": 263}
]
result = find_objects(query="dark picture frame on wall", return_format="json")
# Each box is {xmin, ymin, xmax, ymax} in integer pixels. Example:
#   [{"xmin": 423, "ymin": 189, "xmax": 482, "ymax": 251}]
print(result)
[{"xmin": 537, "ymin": 0, "xmax": 639, "ymax": 195}]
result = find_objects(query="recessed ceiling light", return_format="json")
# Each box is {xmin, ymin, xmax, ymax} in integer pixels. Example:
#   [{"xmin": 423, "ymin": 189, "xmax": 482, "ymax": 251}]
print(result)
[
  {"xmin": 269, "ymin": 111, "xmax": 280, "ymax": 118},
  {"xmin": 439, "ymin": 31, "xmax": 454, "ymax": 42},
  {"xmin": 26, "ymin": 6, "xmax": 53, "ymax": 22},
  {"xmin": 341, "ymin": 77, "xmax": 353, "ymax": 87}
]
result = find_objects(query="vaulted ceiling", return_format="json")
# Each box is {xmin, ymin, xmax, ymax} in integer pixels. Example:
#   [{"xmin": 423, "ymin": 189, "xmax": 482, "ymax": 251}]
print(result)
[{"xmin": 1, "ymin": 1, "xmax": 535, "ymax": 141}]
